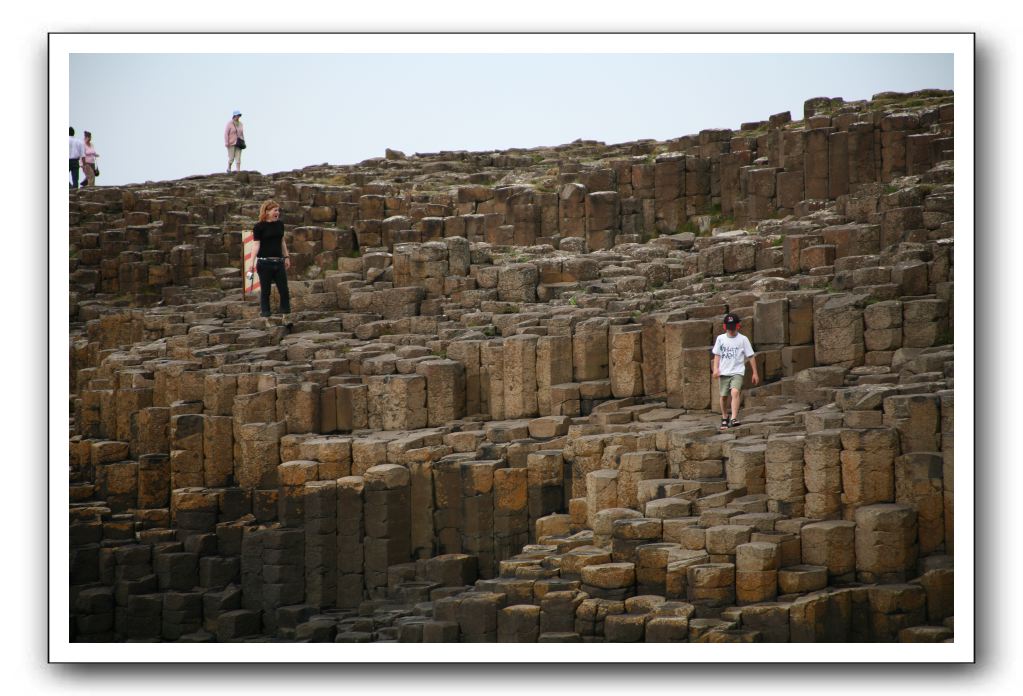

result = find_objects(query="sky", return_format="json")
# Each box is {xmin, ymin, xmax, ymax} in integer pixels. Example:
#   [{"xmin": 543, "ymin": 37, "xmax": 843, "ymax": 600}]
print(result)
[{"xmin": 69, "ymin": 52, "xmax": 953, "ymax": 186}]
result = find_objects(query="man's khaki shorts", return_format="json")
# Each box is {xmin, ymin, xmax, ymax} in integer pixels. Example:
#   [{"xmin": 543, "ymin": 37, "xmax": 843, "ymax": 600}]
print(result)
[{"xmin": 719, "ymin": 374, "xmax": 744, "ymax": 397}]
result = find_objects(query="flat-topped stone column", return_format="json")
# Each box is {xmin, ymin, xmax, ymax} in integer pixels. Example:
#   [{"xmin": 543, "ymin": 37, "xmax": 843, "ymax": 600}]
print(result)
[
  {"xmin": 236, "ymin": 421, "xmax": 285, "ymax": 489},
  {"xmin": 336, "ymin": 475, "xmax": 365, "ymax": 608},
  {"xmin": 461, "ymin": 461, "xmax": 498, "ymax": 579},
  {"xmin": 894, "ymin": 452, "xmax": 944, "ymax": 555},
  {"xmin": 416, "ymin": 359, "xmax": 467, "ymax": 426},
  {"xmin": 609, "ymin": 327, "xmax": 644, "ymax": 398},
  {"xmin": 362, "ymin": 464, "xmax": 411, "ymax": 596},
  {"xmin": 804, "ymin": 430, "xmax": 842, "ymax": 519},
  {"xmin": 840, "ymin": 427, "xmax": 900, "ymax": 518},
  {"xmin": 366, "ymin": 374, "xmax": 427, "ymax": 431},
  {"xmin": 800, "ymin": 520, "xmax": 856, "ymax": 584},
  {"xmin": 573, "ymin": 318, "xmax": 610, "ymax": 384},
  {"xmin": 664, "ymin": 320, "xmax": 711, "ymax": 410},
  {"xmin": 765, "ymin": 435, "xmax": 806, "ymax": 518},
  {"xmin": 303, "ymin": 480, "xmax": 338, "ymax": 608},
  {"xmin": 502, "ymin": 334, "xmax": 539, "ymax": 419},
  {"xmin": 855, "ymin": 503, "xmax": 918, "ymax": 584},
  {"xmin": 535, "ymin": 335, "xmax": 573, "ymax": 416},
  {"xmin": 736, "ymin": 541, "xmax": 780, "ymax": 605}
]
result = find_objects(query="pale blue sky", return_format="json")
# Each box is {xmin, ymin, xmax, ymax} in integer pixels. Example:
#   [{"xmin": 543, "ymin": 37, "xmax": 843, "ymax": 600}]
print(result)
[{"xmin": 69, "ymin": 53, "xmax": 952, "ymax": 186}]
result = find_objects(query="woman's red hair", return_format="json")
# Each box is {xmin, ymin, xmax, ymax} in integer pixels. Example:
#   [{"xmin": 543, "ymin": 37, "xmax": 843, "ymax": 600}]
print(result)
[{"xmin": 258, "ymin": 199, "xmax": 280, "ymax": 223}]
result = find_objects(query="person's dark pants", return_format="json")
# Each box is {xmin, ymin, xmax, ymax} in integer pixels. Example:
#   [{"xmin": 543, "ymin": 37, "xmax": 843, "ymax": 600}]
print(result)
[
  {"xmin": 256, "ymin": 258, "xmax": 291, "ymax": 316},
  {"xmin": 69, "ymin": 159, "xmax": 80, "ymax": 188}
]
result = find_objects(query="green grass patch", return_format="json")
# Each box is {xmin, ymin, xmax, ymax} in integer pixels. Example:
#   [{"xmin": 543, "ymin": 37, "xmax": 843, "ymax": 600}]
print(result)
[{"xmin": 677, "ymin": 220, "xmax": 702, "ymax": 235}]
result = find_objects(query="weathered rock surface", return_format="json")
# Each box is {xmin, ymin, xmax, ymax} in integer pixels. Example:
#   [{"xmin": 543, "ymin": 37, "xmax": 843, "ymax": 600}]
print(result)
[{"xmin": 68, "ymin": 90, "xmax": 955, "ymax": 643}]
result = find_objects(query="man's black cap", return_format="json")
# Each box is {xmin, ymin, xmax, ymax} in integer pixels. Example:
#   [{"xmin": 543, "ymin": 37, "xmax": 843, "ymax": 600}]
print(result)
[{"xmin": 723, "ymin": 312, "xmax": 740, "ymax": 327}]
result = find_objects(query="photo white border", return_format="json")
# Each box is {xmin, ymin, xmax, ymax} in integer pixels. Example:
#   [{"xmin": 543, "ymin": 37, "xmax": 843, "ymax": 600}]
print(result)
[{"xmin": 51, "ymin": 31, "xmax": 974, "ymax": 664}]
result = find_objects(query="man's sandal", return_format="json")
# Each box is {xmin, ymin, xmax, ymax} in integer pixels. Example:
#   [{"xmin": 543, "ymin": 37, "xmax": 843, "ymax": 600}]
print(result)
[
  {"xmin": 719, "ymin": 417, "xmax": 730, "ymax": 430},
  {"xmin": 728, "ymin": 418, "xmax": 742, "ymax": 428}
]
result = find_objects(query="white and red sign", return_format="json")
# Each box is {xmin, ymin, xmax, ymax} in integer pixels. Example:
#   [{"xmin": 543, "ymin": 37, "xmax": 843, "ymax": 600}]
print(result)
[{"xmin": 241, "ymin": 230, "xmax": 261, "ymax": 298}]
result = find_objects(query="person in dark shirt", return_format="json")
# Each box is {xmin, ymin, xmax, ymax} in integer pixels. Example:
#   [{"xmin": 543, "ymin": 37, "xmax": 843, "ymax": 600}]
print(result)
[
  {"xmin": 69, "ymin": 127, "xmax": 84, "ymax": 189},
  {"xmin": 249, "ymin": 199, "xmax": 292, "ymax": 319}
]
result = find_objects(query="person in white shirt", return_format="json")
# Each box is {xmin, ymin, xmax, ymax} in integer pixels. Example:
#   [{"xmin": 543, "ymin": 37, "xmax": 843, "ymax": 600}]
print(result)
[
  {"xmin": 711, "ymin": 312, "xmax": 760, "ymax": 430},
  {"xmin": 69, "ymin": 127, "xmax": 85, "ymax": 189}
]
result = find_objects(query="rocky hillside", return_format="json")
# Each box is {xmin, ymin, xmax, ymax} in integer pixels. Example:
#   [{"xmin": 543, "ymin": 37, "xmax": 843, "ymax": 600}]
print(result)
[{"xmin": 67, "ymin": 89, "xmax": 955, "ymax": 644}]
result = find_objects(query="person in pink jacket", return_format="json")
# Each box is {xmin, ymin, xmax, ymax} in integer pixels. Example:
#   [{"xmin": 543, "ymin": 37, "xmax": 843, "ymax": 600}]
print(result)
[
  {"xmin": 81, "ymin": 131, "xmax": 100, "ymax": 187},
  {"xmin": 224, "ymin": 110, "xmax": 245, "ymax": 173}
]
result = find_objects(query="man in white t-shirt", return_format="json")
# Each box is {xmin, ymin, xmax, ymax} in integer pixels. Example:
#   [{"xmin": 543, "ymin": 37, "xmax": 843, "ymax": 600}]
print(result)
[
  {"xmin": 711, "ymin": 312, "xmax": 759, "ymax": 430},
  {"xmin": 69, "ymin": 127, "xmax": 85, "ymax": 189}
]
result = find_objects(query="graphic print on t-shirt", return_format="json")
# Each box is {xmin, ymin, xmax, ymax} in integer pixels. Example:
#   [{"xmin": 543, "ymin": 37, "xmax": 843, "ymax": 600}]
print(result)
[
  {"xmin": 713, "ymin": 333, "xmax": 754, "ymax": 376},
  {"xmin": 717, "ymin": 341, "xmax": 743, "ymax": 363}
]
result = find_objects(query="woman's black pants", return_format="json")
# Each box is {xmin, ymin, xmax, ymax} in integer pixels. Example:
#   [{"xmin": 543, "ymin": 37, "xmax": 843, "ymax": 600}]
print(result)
[{"xmin": 256, "ymin": 258, "xmax": 291, "ymax": 316}]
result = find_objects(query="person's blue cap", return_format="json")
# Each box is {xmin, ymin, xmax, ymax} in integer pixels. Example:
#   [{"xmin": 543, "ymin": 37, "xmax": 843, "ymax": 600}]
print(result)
[{"xmin": 232, "ymin": 110, "xmax": 242, "ymax": 117}]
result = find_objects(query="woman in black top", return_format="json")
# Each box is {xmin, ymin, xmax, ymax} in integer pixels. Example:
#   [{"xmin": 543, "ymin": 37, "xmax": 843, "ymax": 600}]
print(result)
[{"xmin": 249, "ymin": 199, "xmax": 292, "ymax": 318}]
